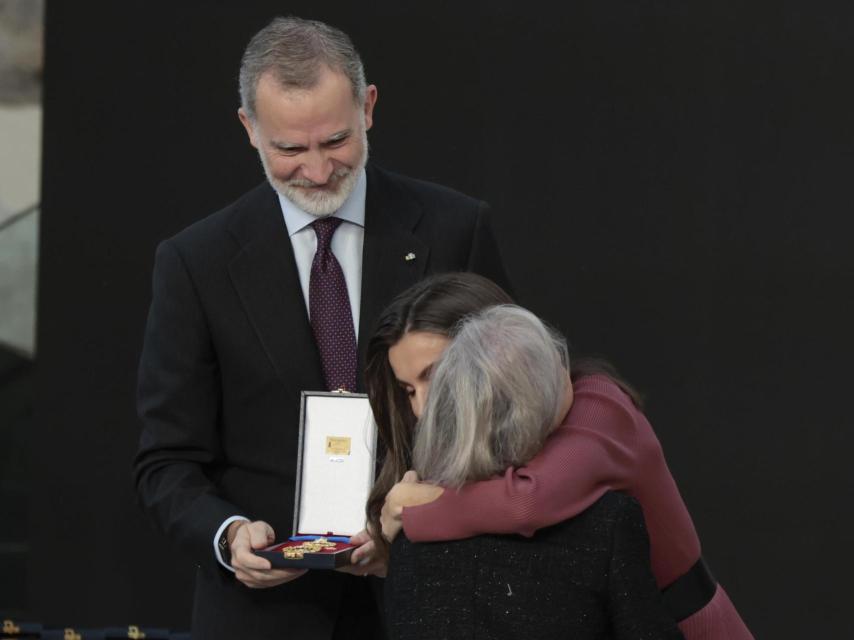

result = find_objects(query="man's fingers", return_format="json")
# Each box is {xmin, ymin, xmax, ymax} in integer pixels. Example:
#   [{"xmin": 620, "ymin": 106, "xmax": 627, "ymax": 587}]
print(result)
[
  {"xmin": 348, "ymin": 528, "xmax": 371, "ymax": 547},
  {"xmin": 230, "ymin": 522, "xmax": 275, "ymax": 571},
  {"xmin": 350, "ymin": 538, "xmax": 375, "ymax": 565},
  {"xmin": 233, "ymin": 547, "xmax": 272, "ymax": 571},
  {"xmin": 235, "ymin": 568, "xmax": 268, "ymax": 588},
  {"xmin": 335, "ymin": 531, "xmax": 389, "ymax": 577},
  {"xmin": 401, "ymin": 469, "xmax": 419, "ymax": 483},
  {"xmin": 246, "ymin": 521, "xmax": 275, "ymax": 549}
]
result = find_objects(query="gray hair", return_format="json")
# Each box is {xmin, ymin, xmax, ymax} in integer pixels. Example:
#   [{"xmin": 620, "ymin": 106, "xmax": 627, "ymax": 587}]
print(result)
[
  {"xmin": 238, "ymin": 16, "xmax": 367, "ymax": 120},
  {"xmin": 413, "ymin": 305, "xmax": 570, "ymax": 488}
]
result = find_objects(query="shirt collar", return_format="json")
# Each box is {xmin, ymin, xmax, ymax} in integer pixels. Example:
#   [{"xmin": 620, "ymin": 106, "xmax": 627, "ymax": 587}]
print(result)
[{"xmin": 278, "ymin": 168, "xmax": 367, "ymax": 236}]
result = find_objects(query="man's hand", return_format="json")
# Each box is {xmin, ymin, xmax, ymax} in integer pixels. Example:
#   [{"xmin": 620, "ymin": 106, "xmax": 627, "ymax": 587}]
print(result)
[
  {"xmin": 228, "ymin": 520, "xmax": 307, "ymax": 589},
  {"xmin": 337, "ymin": 528, "xmax": 388, "ymax": 578},
  {"xmin": 380, "ymin": 470, "xmax": 444, "ymax": 542}
]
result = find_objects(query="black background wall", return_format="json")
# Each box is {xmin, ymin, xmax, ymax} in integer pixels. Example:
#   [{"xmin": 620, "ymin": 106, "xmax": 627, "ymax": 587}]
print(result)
[{"xmin": 30, "ymin": 1, "xmax": 853, "ymax": 637}]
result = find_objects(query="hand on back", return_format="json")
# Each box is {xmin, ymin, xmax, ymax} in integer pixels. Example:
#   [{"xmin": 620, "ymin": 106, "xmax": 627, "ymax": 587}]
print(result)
[{"xmin": 380, "ymin": 470, "xmax": 444, "ymax": 542}]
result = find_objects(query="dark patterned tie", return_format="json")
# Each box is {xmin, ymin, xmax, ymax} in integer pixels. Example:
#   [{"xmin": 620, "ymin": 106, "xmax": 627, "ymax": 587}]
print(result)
[{"xmin": 309, "ymin": 217, "xmax": 357, "ymax": 392}]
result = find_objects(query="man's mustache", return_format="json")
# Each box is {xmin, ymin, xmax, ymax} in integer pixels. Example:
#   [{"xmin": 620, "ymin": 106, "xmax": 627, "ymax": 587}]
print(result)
[{"xmin": 287, "ymin": 166, "xmax": 351, "ymax": 189}]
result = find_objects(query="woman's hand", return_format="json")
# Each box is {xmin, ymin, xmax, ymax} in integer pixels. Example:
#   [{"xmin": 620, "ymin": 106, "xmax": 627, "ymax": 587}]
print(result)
[{"xmin": 380, "ymin": 470, "xmax": 444, "ymax": 542}]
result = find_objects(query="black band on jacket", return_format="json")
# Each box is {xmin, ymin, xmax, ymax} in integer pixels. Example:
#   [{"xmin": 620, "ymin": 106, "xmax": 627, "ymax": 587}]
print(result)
[{"xmin": 661, "ymin": 557, "xmax": 717, "ymax": 622}]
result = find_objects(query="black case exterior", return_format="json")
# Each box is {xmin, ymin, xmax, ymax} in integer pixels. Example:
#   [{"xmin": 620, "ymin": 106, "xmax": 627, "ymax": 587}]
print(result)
[{"xmin": 255, "ymin": 545, "xmax": 354, "ymax": 570}]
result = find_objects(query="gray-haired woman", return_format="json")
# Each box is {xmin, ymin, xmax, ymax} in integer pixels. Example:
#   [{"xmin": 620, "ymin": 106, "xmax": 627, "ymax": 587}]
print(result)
[{"xmin": 373, "ymin": 303, "xmax": 683, "ymax": 639}]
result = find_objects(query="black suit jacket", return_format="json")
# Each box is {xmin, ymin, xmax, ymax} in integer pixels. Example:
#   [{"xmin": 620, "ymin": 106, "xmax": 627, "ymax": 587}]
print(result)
[
  {"xmin": 134, "ymin": 164, "xmax": 509, "ymax": 639},
  {"xmin": 384, "ymin": 492, "xmax": 684, "ymax": 640}
]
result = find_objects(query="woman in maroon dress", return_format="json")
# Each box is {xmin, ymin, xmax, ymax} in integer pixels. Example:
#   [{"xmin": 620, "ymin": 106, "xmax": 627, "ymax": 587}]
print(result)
[{"xmin": 363, "ymin": 272, "xmax": 752, "ymax": 640}]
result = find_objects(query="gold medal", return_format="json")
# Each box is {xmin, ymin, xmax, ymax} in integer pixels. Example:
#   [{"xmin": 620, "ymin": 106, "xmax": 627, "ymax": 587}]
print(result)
[
  {"xmin": 282, "ymin": 537, "xmax": 338, "ymax": 559},
  {"xmin": 283, "ymin": 547, "xmax": 305, "ymax": 559}
]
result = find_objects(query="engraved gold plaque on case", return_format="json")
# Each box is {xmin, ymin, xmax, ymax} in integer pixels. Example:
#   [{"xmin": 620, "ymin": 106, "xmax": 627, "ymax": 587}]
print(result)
[{"xmin": 325, "ymin": 436, "xmax": 352, "ymax": 456}]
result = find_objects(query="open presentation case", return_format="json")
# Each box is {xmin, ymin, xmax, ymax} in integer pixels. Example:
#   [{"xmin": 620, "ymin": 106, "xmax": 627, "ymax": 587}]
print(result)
[{"xmin": 254, "ymin": 391, "xmax": 377, "ymax": 570}]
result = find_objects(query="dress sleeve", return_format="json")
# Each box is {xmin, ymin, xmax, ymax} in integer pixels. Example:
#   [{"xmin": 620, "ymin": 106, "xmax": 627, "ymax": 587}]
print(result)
[
  {"xmin": 607, "ymin": 497, "xmax": 685, "ymax": 639},
  {"xmin": 402, "ymin": 380, "xmax": 642, "ymax": 542}
]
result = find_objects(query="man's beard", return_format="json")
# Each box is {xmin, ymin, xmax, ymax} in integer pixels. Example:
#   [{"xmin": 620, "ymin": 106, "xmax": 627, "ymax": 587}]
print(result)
[{"xmin": 259, "ymin": 127, "xmax": 369, "ymax": 217}]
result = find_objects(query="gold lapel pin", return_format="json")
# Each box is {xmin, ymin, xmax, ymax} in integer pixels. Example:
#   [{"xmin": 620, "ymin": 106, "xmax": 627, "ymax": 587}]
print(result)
[{"xmin": 405, "ymin": 252, "xmax": 416, "ymax": 262}]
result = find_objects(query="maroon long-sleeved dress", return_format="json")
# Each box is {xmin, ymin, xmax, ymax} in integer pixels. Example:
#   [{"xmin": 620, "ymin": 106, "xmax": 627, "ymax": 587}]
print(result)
[{"xmin": 402, "ymin": 374, "xmax": 753, "ymax": 639}]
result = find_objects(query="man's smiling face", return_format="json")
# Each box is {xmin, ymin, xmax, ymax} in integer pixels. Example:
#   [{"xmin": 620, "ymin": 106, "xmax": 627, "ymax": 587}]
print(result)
[{"xmin": 239, "ymin": 66, "xmax": 377, "ymax": 216}]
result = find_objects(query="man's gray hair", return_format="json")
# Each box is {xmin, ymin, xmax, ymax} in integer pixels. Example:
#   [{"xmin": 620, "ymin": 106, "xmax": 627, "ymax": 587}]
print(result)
[
  {"xmin": 413, "ymin": 305, "xmax": 570, "ymax": 488},
  {"xmin": 239, "ymin": 16, "xmax": 367, "ymax": 120}
]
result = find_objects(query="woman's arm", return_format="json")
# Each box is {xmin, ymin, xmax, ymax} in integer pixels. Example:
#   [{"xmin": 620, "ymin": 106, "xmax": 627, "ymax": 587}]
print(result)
[{"xmin": 401, "ymin": 378, "xmax": 642, "ymax": 542}]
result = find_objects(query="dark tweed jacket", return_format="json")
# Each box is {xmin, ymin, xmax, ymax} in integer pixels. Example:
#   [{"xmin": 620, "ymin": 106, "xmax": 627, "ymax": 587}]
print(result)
[{"xmin": 385, "ymin": 492, "xmax": 684, "ymax": 640}]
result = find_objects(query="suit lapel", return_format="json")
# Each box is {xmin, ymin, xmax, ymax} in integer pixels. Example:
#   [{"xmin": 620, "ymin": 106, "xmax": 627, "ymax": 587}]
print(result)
[
  {"xmin": 357, "ymin": 166, "xmax": 430, "ymax": 388},
  {"xmin": 226, "ymin": 185, "xmax": 325, "ymax": 394}
]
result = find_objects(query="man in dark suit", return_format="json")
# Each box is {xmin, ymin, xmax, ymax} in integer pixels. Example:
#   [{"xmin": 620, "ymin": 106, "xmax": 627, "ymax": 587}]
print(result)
[{"xmin": 134, "ymin": 16, "xmax": 509, "ymax": 640}]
